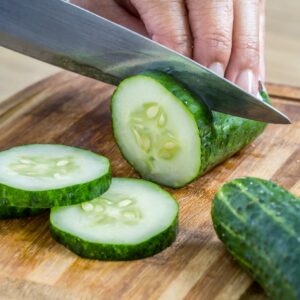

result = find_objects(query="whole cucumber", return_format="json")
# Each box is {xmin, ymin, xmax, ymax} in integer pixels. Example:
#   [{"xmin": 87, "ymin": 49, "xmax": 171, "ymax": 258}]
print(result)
[{"xmin": 212, "ymin": 177, "xmax": 300, "ymax": 299}]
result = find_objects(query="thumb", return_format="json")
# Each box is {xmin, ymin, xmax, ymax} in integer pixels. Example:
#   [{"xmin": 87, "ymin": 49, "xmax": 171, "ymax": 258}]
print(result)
[{"xmin": 129, "ymin": 0, "xmax": 192, "ymax": 57}]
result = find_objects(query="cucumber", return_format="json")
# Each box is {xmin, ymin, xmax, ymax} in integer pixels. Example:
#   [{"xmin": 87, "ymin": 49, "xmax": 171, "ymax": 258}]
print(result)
[
  {"xmin": 0, "ymin": 206, "xmax": 45, "ymax": 219},
  {"xmin": 212, "ymin": 177, "xmax": 300, "ymax": 300},
  {"xmin": 50, "ymin": 178, "xmax": 178, "ymax": 260},
  {"xmin": 0, "ymin": 144, "xmax": 111, "ymax": 208},
  {"xmin": 112, "ymin": 72, "xmax": 267, "ymax": 188}
]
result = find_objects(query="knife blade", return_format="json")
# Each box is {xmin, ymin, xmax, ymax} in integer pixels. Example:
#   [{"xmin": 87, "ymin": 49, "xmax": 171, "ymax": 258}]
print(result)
[{"xmin": 0, "ymin": 0, "xmax": 290, "ymax": 124}]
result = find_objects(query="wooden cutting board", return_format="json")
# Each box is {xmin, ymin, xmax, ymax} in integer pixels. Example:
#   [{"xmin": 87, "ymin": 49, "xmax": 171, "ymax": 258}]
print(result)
[{"xmin": 0, "ymin": 72, "xmax": 299, "ymax": 300}]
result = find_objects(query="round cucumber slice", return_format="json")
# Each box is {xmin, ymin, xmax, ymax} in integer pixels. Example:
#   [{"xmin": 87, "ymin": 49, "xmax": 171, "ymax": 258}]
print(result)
[
  {"xmin": 0, "ymin": 144, "xmax": 111, "ymax": 208},
  {"xmin": 0, "ymin": 206, "xmax": 45, "ymax": 219},
  {"xmin": 112, "ymin": 75, "xmax": 201, "ymax": 188},
  {"xmin": 50, "ymin": 178, "xmax": 178, "ymax": 260}
]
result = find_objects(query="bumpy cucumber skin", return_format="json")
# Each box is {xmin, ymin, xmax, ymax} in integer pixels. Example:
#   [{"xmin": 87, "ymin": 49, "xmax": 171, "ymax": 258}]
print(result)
[
  {"xmin": 212, "ymin": 177, "xmax": 300, "ymax": 300},
  {"xmin": 0, "ymin": 206, "xmax": 45, "ymax": 219},
  {"xmin": 0, "ymin": 173, "xmax": 111, "ymax": 208},
  {"xmin": 142, "ymin": 72, "xmax": 267, "ymax": 176},
  {"xmin": 50, "ymin": 216, "xmax": 178, "ymax": 261}
]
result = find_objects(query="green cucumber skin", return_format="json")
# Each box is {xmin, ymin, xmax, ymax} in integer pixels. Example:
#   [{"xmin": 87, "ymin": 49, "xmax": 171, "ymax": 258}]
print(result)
[
  {"xmin": 50, "ymin": 216, "xmax": 178, "ymax": 261},
  {"xmin": 142, "ymin": 72, "xmax": 267, "ymax": 176},
  {"xmin": 0, "ymin": 172, "xmax": 111, "ymax": 208},
  {"xmin": 0, "ymin": 206, "xmax": 45, "ymax": 219},
  {"xmin": 212, "ymin": 177, "xmax": 300, "ymax": 300}
]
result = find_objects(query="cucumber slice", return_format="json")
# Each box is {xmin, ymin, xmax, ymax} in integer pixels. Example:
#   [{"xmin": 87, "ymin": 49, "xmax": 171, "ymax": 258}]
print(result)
[
  {"xmin": 50, "ymin": 178, "xmax": 178, "ymax": 260},
  {"xmin": 0, "ymin": 144, "xmax": 111, "ymax": 208},
  {"xmin": 112, "ymin": 72, "xmax": 267, "ymax": 188},
  {"xmin": 112, "ymin": 73, "xmax": 201, "ymax": 187},
  {"xmin": 0, "ymin": 206, "xmax": 45, "ymax": 219}
]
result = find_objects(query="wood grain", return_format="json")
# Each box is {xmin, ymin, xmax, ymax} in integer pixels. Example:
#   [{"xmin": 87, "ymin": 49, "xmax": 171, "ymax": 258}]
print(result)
[{"xmin": 0, "ymin": 72, "xmax": 299, "ymax": 300}]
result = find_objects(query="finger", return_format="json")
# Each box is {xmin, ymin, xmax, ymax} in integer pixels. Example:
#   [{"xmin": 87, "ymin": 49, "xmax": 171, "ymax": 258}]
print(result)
[
  {"xmin": 226, "ymin": 0, "xmax": 260, "ymax": 94},
  {"xmin": 259, "ymin": 0, "xmax": 266, "ymax": 82},
  {"xmin": 130, "ymin": 0, "xmax": 192, "ymax": 57},
  {"xmin": 70, "ymin": 0, "xmax": 147, "ymax": 35},
  {"xmin": 187, "ymin": 0, "xmax": 233, "ymax": 77},
  {"xmin": 115, "ymin": 0, "xmax": 139, "ymax": 17}
]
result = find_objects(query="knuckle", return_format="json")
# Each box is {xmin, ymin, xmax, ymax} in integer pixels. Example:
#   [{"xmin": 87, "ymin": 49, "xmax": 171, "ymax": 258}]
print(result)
[
  {"xmin": 203, "ymin": 32, "xmax": 231, "ymax": 50},
  {"xmin": 189, "ymin": 0, "xmax": 233, "ymax": 15},
  {"xmin": 234, "ymin": 37, "xmax": 259, "ymax": 66},
  {"xmin": 173, "ymin": 34, "xmax": 192, "ymax": 56},
  {"xmin": 196, "ymin": 32, "xmax": 232, "ymax": 61},
  {"xmin": 152, "ymin": 31, "xmax": 191, "ymax": 57}
]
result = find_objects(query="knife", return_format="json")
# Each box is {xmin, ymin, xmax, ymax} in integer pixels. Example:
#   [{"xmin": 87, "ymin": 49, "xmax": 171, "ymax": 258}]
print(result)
[{"xmin": 0, "ymin": 0, "xmax": 290, "ymax": 124}]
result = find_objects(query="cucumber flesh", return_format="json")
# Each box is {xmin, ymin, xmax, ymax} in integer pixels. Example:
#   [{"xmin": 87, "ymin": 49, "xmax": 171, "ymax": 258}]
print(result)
[
  {"xmin": 112, "ymin": 72, "xmax": 266, "ymax": 188},
  {"xmin": 50, "ymin": 178, "xmax": 178, "ymax": 260},
  {"xmin": 0, "ymin": 144, "xmax": 109, "ymax": 190},
  {"xmin": 0, "ymin": 144, "xmax": 111, "ymax": 208},
  {"xmin": 0, "ymin": 206, "xmax": 45, "ymax": 219},
  {"xmin": 112, "ymin": 75, "xmax": 201, "ymax": 187}
]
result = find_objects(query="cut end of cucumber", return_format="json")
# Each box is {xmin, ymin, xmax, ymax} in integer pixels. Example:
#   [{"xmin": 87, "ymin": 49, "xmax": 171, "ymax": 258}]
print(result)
[
  {"xmin": 112, "ymin": 75, "xmax": 201, "ymax": 188},
  {"xmin": 0, "ymin": 144, "xmax": 110, "ymax": 191},
  {"xmin": 50, "ymin": 178, "xmax": 178, "ymax": 260}
]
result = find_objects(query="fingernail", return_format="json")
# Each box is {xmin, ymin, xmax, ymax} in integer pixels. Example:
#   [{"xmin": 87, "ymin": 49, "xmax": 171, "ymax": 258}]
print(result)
[
  {"xmin": 236, "ymin": 69, "xmax": 257, "ymax": 94},
  {"xmin": 208, "ymin": 62, "xmax": 225, "ymax": 77}
]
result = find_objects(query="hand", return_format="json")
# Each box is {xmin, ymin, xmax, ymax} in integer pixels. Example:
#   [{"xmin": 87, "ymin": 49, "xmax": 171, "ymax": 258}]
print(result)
[{"xmin": 71, "ymin": 0, "xmax": 265, "ymax": 94}]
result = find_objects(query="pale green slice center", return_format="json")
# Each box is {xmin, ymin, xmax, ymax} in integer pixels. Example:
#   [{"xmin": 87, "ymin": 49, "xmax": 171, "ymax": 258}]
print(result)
[
  {"xmin": 9, "ymin": 155, "xmax": 78, "ymax": 178},
  {"xmin": 130, "ymin": 102, "xmax": 180, "ymax": 169},
  {"xmin": 81, "ymin": 193, "xmax": 142, "ymax": 225}
]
